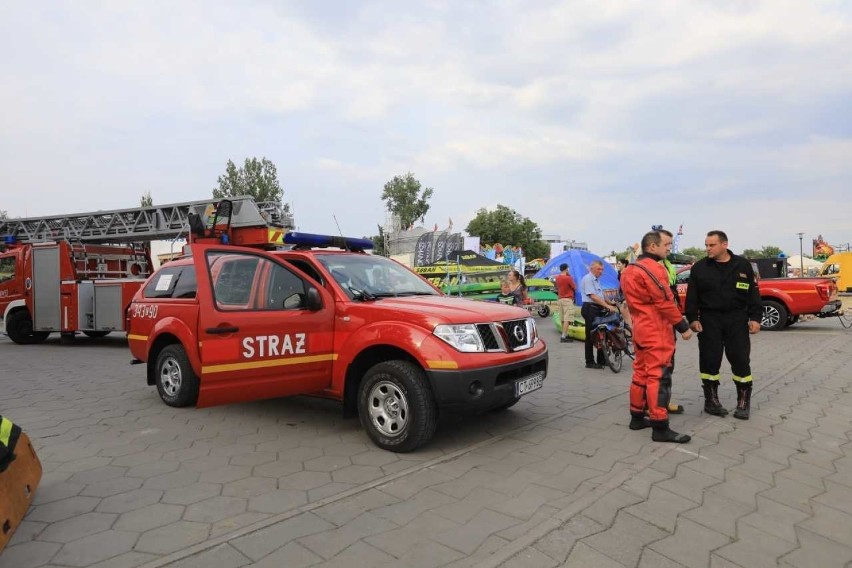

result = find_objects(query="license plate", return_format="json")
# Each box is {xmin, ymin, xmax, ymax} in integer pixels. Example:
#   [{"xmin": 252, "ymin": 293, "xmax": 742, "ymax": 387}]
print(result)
[{"xmin": 515, "ymin": 371, "xmax": 545, "ymax": 397}]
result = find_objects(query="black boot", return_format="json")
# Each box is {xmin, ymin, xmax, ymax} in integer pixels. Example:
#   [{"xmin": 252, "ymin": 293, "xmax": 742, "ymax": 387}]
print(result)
[
  {"xmin": 650, "ymin": 420, "xmax": 691, "ymax": 443},
  {"xmin": 733, "ymin": 382, "xmax": 752, "ymax": 420},
  {"xmin": 629, "ymin": 412, "xmax": 651, "ymax": 430},
  {"xmin": 701, "ymin": 379, "xmax": 728, "ymax": 416}
]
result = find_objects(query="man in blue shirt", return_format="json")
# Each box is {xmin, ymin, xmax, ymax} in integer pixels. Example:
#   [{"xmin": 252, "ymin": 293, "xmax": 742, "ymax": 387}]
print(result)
[{"xmin": 581, "ymin": 260, "xmax": 618, "ymax": 368}]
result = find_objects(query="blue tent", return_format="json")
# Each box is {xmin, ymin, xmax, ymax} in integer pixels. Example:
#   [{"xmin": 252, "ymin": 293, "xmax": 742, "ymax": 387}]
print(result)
[{"xmin": 533, "ymin": 250, "xmax": 620, "ymax": 304}]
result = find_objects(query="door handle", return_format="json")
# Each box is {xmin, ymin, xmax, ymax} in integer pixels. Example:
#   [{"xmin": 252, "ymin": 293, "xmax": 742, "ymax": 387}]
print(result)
[{"xmin": 206, "ymin": 326, "xmax": 239, "ymax": 334}]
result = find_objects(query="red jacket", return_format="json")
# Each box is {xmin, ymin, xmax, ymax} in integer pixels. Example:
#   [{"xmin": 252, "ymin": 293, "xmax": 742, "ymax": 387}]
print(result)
[{"xmin": 621, "ymin": 255, "xmax": 689, "ymax": 348}]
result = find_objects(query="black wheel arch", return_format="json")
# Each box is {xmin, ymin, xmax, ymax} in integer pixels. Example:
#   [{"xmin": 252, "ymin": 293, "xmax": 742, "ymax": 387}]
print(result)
[
  {"xmin": 146, "ymin": 333, "xmax": 183, "ymax": 386},
  {"xmin": 342, "ymin": 345, "xmax": 420, "ymax": 418}
]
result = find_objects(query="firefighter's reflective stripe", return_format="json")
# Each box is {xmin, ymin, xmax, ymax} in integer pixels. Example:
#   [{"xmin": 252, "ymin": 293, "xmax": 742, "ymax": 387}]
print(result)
[
  {"xmin": 0, "ymin": 415, "xmax": 22, "ymax": 471},
  {"xmin": 268, "ymin": 229, "xmax": 285, "ymax": 244},
  {"xmin": 202, "ymin": 353, "xmax": 337, "ymax": 374}
]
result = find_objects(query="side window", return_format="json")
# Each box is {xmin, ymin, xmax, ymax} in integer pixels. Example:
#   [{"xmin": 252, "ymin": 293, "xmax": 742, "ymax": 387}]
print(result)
[
  {"xmin": 143, "ymin": 265, "xmax": 196, "ymax": 299},
  {"xmin": 676, "ymin": 270, "xmax": 690, "ymax": 284},
  {"xmin": 823, "ymin": 263, "xmax": 839, "ymax": 276},
  {"xmin": 262, "ymin": 263, "xmax": 307, "ymax": 310},
  {"xmin": 0, "ymin": 256, "xmax": 15, "ymax": 283},
  {"xmin": 211, "ymin": 257, "xmax": 260, "ymax": 307},
  {"xmin": 285, "ymin": 259, "xmax": 324, "ymax": 285}
]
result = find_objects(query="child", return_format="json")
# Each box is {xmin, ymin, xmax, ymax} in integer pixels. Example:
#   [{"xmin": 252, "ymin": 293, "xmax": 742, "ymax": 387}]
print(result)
[{"xmin": 495, "ymin": 279, "xmax": 516, "ymax": 305}]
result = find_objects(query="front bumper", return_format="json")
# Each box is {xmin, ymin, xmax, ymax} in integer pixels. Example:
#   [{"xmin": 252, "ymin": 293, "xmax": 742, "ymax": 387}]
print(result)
[{"xmin": 425, "ymin": 348, "xmax": 548, "ymax": 412}]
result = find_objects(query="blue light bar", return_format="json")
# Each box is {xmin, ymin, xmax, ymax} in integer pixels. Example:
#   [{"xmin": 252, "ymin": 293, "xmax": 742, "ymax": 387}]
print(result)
[
  {"xmin": 3, "ymin": 235, "xmax": 16, "ymax": 245},
  {"xmin": 283, "ymin": 232, "xmax": 374, "ymax": 250}
]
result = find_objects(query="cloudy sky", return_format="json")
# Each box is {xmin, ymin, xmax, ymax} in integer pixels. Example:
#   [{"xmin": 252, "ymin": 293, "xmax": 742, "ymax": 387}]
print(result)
[{"xmin": 2, "ymin": 1, "xmax": 850, "ymax": 256}]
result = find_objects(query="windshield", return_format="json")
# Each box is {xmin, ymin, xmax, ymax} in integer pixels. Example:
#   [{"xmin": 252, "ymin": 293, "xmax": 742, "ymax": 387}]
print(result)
[{"xmin": 316, "ymin": 254, "xmax": 439, "ymax": 299}]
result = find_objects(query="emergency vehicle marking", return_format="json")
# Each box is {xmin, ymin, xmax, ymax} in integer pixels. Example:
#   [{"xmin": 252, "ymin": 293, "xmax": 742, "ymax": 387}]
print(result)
[
  {"xmin": 127, "ymin": 334, "xmax": 148, "ymax": 342},
  {"xmin": 242, "ymin": 333, "xmax": 306, "ymax": 358},
  {"xmin": 132, "ymin": 304, "xmax": 159, "ymax": 319},
  {"xmin": 736, "ymin": 282, "xmax": 750, "ymax": 290},
  {"xmin": 203, "ymin": 352, "xmax": 337, "ymax": 374},
  {"xmin": 0, "ymin": 290, "xmax": 8, "ymax": 297},
  {"xmin": 426, "ymin": 360, "xmax": 459, "ymax": 369}
]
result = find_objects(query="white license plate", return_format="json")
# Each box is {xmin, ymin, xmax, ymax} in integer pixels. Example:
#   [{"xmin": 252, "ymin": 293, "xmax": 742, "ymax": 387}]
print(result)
[{"xmin": 515, "ymin": 372, "xmax": 545, "ymax": 396}]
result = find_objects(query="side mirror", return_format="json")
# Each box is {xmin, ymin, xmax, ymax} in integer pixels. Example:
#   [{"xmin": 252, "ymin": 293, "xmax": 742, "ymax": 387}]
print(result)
[{"xmin": 305, "ymin": 287, "xmax": 323, "ymax": 311}]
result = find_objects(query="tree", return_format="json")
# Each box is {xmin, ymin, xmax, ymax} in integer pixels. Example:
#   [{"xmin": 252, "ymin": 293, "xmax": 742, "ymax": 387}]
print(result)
[
  {"xmin": 370, "ymin": 225, "xmax": 388, "ymax": 256},
  {"xmin": 681, "ymin": 246, "xmax": 707, "ymax": 260},
  {"xmin": 742, "ymin": 245, "xmax": 782, "ymax": 258},
  {"xmin": 742, "ymin": 248, "xmax": 760, "ymax": 259},
  {"xmin": 213, "ymin": 157, "xmax": 286, "ymax": 204},
  {"xmin": 140, "ymin": 191, "xmax": 153, "ymax": 207},
  {"xmin": 465, "ymin": 204, "xmax": 549, "ymax": 260},
  {"xmin": 381, "ymin": 172, "xmax": 433, "ymax": 230}
]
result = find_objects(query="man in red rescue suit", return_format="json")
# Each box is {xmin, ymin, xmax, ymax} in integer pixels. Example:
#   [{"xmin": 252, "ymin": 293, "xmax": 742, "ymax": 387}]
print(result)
[{"xmin": 621, "ymin": 231, "xmax": 694, "ymax": 443}]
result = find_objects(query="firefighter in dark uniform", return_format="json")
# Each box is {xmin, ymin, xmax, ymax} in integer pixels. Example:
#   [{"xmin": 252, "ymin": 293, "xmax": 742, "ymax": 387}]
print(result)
[{"xmin": 685, "ymin": 230, "xmax": 762, "ymax": 419}]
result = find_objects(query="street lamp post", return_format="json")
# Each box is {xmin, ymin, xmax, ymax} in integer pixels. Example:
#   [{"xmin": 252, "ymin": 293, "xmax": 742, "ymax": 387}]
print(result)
[{"xmin": 797, "ymin": 232, "xmax": 804, "ymax": 277}]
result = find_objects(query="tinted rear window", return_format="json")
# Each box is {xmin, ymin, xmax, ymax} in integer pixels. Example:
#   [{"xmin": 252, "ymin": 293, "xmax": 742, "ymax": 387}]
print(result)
[{"xmin": 143, "ymin": 265, "xmax": 197, "ymax": 299}]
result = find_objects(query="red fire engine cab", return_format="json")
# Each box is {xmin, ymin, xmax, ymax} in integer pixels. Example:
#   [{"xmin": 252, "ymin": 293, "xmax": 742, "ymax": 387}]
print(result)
[
  {"xmin": 126, "ymin": 230, "xmax": 549, "ymax": 452},
  {"xmin": 0, "ymin": 197, "xmax": 291, "ymax": 344}
]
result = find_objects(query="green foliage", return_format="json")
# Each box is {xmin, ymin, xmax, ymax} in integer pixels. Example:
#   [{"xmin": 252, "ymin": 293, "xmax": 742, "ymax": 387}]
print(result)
[
  {"xmin": 681, "ymin": 246, "xmax": 707, "ymax": 260},
  {"xmin": 381, "ymin": 172, "xmax": 433, "ymax": 229},
  {"xmin": 370, "ymin": 225, "xmax": 388, "ymax": 256},
  {"xmin": 214, "ymin": 157, "xmax": 285, "ymax": 205},
  {"xmin": 743, "ymin": 245, "xmax": 783, "ymax": 258},
  {"xmin": 466, "ymin": 204, "xmax": 549, "ymax": 260},
  {"xmin": 140, "ymin": 191, "xmax": 153, "ymax": 207}
]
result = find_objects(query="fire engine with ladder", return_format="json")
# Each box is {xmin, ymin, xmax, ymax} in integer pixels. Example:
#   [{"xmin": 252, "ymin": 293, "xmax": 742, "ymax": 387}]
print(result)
[{"xmin": 0, "ymin": 197, "xmax": 291, "ymax": 345}]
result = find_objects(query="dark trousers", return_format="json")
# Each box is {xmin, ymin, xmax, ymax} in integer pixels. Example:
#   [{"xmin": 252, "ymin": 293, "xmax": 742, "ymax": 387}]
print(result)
[
  {"xmin": 581, "ymin": 303, "xmax": 605, "ymax": 365},
  {"xmin": 698, "ymin": 310, "xmax": 752, "ymax": 379}
]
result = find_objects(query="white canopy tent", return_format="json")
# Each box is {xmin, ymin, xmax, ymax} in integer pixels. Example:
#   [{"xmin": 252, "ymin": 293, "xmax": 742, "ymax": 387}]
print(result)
[{"xmin": 786, "ymin": 255, "xmax": 823, "ymax": 270}]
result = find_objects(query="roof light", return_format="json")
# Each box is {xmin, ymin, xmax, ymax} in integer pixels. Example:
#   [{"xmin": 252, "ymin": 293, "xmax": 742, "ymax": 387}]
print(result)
[
  {"xmin": 283, "ymin": 232, "xmax": 374, "ymax": 250},
  {"xmin": 3, "ymin": 235, "xmax": 16, "ymax": 245}
]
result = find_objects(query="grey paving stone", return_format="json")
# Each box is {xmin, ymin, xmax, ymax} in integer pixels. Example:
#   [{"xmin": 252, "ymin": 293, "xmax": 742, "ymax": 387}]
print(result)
[
  {"xmin": 563, "ymin": 541, "xmax": 629, "ymax": 568},
  {"xmin": 304, "ymin": 540, "xmax": 396, "ymax": 568},
  {"xmin": 365, "ymin": 512, "xmax": 462, "ymax": 557},
  {"xmin": 532, "ymin": 514, "xmax": 605, "ymax": 564},
  {"xmin": 502, "ymin": 547, "xmax": 560, "ymax": 568},
  {"xmin": 162, "ymin": 482, "xmax": 223, "ymax": 505},
  {"xmin": 681, "ymin": 489, "xmax": 753, "ymax": 538},
  {"xmin": 371, "ymin": 487, "xmax": 456, "ymax": 525},
  {"xmin": 648, "ymin": 516, "xmax": 730, "ymax": 567},
  {"xmin": 95, "ymin": 488, "xmax": 163, "ymax": 514},
  {"xmin": 488, "ymin": 483, "xmax": 568, "ymax": 520},
  {"xmin": 583, "ymin": 510, "xmax": 669, "ymax": 567},
  {"xmin": 0, "ymin": 540, "xmax": 61, "ymax": 568},
  {"xmin": 796, "ymin": 502, "xmax": 852, "ymax": 547},
  {"xmin": 51, "ymin": 529, "xmax": 139, "ymax": 567},
  {"xmin": 434, "ymin": 508, "xmax": 521, "ymax": 555},
  {"xmin": 247, "ymin": 489, "xmax": 308, "ymax": 514},
  {"xmin": 434, "ymin": 487, "xmax": 511, "ymax": 524},
  {"xmin": 378, "ymin": 467, "xmax": 458, "ymax": 500},
  {"xmin": 781, "ymin": 526, "xmax": 852, "ymax": 568},
  {"xmin": 706, "ymin": 469, "xmax": 771, "ymax": 507},
  {"xmin": 638, "ymin": 548, "xmax": 689, "ymax": 567},
  {"xmin": 184, "ymin": 495, "xmax": 247, "ymax": 523},
  {"xmin": 811, "ymin": 480, "xmax": 852, "ymax": 515},
  {"xmin": 88, "ymin": 551, "xmax": 158, "ymax": 568},
  {"xmin": 163, "ymin": 543, "xmax": 251, "ymax": 568},
  {"xmin": 758, "ymin": 475, "xmax": 823, "ymax": 513},
  {"xmin": 307, "ymin": 482, "xmax": 358, "ymax": 502},
  {"xmin": 252, "ymin": 460, "xmax": 304, "ymax": 478},
  {"xmin": 134, "ymin": 521, "xmax": 211, "ymax": 555},
  {"xmin": 298, "ymin": 512, "xmax": 398, "ymax": 559},
  {"xmin": 713, "ymin": 524, "xmax": 797, "ymax": 568},
  {"xmin": 115, "ymin": 503, "xmax": 184, "ymax": 532},
  {"xmin": 621, "ymin": 466, "xmax": 672, "ymax": 499},
  {"xmin": 142, "ymin": 469, "xmax": 201, "ymax": 490},
  {"xmin": 393, "ymin": 541, "xmax": 466, "ymax": 568},
  {"xmin": 30, "ymin": 480, "xmax": 86, "ymax": 506},
  {"xmin": 624, "ymin": 486, "xmax": 697, "ymax": 533},
  {"xmin": 38, "ymin": 511, "xmax": 118, "ymax": 543},
  {"xmin": 313, "ymin": 488, "xmax": 399, "ymax": 525},
  {"xmin": 655, "ymin": 464, "xmax": 720, "ymax": 504},
  {"xmin": 330, "ymin": 464, "xmax": 385, "ymax": 484},
  {"xmin": 250, "ymin": 541, "xmax": 323, "ymax": 568},
  {"xmin": 229, "ymin": 512, "xmax": 334, "ymax": 561},
  {"xmin": 738, "ymin": 495, "xmax": 811, "ymax": 543},
  {"xmin": 27, "ymin": 496, "xmax": 100, "ymax": 522}
]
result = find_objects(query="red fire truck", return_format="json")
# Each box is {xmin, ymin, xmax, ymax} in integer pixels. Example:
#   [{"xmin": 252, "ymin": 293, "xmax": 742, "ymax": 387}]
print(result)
[
  {"xmin": 0, "ymin": 198, "xmax": 291, "ymax": 344},
  {"xmin": 126, "ymin": 231, "xmax": 548, "ymax": 452}
]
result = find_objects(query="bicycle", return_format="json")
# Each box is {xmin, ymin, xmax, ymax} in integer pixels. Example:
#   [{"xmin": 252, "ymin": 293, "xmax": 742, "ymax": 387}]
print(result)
[{"xmin": 591, "ymin": 304, "xmax": 633, "ymax": 373}]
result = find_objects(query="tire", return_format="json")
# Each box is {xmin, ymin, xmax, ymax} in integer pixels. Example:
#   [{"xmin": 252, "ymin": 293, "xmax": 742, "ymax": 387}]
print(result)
[
  {"xmin": 358, "ymin": 360, "xmax": 437, "ymax": 453},
  {"xmin": 5, "ymin": 310, "xmax": 50, "ymax": 345},
  {"xmin": 537, "ymin": 305, "xmax": 550, "ymax": 318},
  {"xmin": 83, "ymin": 331, "xmax": 111, "ymax": 338},
  {"xmin": 492, "ymin": 396, "xmax": 521, "ymax": 411},
  {"xmin": 155, "ymin": 344, "xmax": 199, "ymax": 407},
  {"xmin": 761, "ymin": 300, "xmax": 788, "ymax": 331},
  {"xmin": 784, "ymin": 315, "xmax": 799, "ymax": 328},
  {"xmin": 602, "ymin": 333, "xmax": 623, "ymax": 373}
]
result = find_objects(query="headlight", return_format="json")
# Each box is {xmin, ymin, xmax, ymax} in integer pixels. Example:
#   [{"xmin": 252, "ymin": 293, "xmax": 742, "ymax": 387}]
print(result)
[
  {"xmin": 529, "ymin": 317, "xmax": 539, "ymax": 344},
  {"xmin": 433, "ymin": 324, "xmax": 484, "ymax": 353}
]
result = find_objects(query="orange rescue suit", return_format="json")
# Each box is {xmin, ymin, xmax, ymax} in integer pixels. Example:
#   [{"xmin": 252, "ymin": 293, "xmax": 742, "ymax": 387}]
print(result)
[{"xmin": 620, "ymin": 256, "xmax": 690, "ymax": 422}]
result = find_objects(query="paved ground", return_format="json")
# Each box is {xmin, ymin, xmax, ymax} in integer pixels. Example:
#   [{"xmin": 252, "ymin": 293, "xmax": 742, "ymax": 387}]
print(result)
[{"xmin": 2, "ymin": 312, "xmax": 851, "ymax": 568}]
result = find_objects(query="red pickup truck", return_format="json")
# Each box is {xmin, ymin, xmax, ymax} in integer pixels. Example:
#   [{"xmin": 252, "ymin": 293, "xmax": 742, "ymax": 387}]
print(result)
[
  {"xmin": 127, "ymin": 234, "xmax": 548, "ymax": 452},
  {"xmin": 676, "ymin": 267, "xmax": 841, "ymax": 331}
]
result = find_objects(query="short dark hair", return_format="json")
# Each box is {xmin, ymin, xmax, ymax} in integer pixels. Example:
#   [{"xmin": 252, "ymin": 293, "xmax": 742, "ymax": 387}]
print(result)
[
  {"xmin": 559, "ymin": 263, "xmax": 568, "ymax": 271},
  {"xmin": 657, "ymin": 229, "xmax": 673, "ymax": 238},
  {"xmin": 617, "ymin": 258, "xmax": 629, "ymax": 267},
  {"xmin": 641, "ymin": 231, "xmax": 663, "ymax": 252},
  {"xmin": 707, "ymin": 230, "xmax": 728, "ymax": 243}
]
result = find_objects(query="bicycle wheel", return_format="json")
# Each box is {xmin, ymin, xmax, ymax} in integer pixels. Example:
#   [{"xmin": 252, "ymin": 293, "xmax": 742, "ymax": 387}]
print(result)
[
  {"xmin": 622, "ymin": 327, "xmax": 635, "ymax": 360},
  {"xmin": 602, "ymin": 333, "xmax": 623, "ymax": 373}
]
